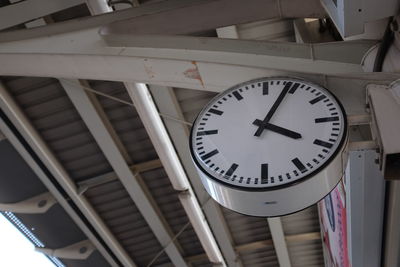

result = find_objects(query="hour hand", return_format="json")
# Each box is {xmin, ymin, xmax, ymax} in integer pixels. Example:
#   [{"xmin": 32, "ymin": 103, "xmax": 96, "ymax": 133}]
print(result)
[{"xmin": 253, "ymin": 119, "xmax": 302, "ymax": 139}]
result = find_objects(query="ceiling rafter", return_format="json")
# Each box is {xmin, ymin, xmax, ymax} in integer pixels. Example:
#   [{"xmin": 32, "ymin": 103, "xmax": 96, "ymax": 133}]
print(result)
[
  {"xmin": 149, "ymin": 85, "xmax": 243, "ymax": 267},
  {"xmin": 61, "ymin": 79, "xmax": 189, "ymax": 267}
]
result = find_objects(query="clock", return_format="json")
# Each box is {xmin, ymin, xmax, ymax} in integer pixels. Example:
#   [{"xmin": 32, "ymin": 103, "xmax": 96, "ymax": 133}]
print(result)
[{"xmin": 189, "ymin": 77, "xmax": 349, "ymax": 217}]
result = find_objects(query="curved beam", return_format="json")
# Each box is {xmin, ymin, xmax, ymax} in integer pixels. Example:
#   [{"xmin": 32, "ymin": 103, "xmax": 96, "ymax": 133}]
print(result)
[
  {"xmin": 0, "ymin": 192, "xmax": 56, "ymax": 214},
  {"xmin": 36, "ymin": 240, "xmax": 95, "ymax": 260}
]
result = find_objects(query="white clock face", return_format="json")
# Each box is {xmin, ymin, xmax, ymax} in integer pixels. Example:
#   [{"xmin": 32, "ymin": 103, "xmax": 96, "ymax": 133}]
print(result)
[{"xmin": 190, "ymin": 77, "xmax": 347, "ymax": 190}]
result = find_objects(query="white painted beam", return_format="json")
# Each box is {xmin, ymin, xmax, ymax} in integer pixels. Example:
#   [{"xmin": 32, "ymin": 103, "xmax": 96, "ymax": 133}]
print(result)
[
  {"xmin": 126, "ymin": 82, "xmax": 226, "ymax": 265},
  {"xmin": 0, "ymin": 0, "xmax": 85, "ymax": 30},
  {"xmin": 0, "ymin": 28, "xmax": 395, "ymax": 117},
  {"xmin": 150, "ymin": 85, "xmax": 242, "ymax": 267},
  {"xmin": 103, "ymin": 0, "xmax": 326, "ymax": 36},
  {"xmin": 0, "ymin": 28, "xmax": 373, "ymax": 77},
  {"xmin": 62, "ymin": 79, "xmax": 189, "ymax": 267},
  {"xmin": 268, "ymin": 218, "xmax": 292, "ymax": 267},
  {"xmin": 0, "ymin": 82, "xmax": 135, "ymax": 267},
  {"xmin": 0, "ymin": 0, "xmax": 325, "ymax": 42}
]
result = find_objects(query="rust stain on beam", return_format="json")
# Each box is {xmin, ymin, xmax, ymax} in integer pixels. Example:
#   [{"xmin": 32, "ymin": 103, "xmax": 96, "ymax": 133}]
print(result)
[{"xmin": 183, "ymin": 61, "xmax": 204, "ymax": 88}]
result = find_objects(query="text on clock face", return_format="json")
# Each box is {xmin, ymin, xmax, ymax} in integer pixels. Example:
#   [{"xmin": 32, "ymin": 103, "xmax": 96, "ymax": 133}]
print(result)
[{"xmin": 191, "ymin": 78, "xmax": 346, "ymax": 189}]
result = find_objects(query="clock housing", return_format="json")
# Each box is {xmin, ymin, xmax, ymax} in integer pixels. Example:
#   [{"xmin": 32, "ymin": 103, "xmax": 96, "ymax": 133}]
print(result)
[{"xmin": 189, "ymin": 77, "xmax": 348, "ymax": 216}]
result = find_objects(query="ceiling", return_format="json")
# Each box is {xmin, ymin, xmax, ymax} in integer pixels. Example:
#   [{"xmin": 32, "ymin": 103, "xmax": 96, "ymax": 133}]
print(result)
[{"xmin": 0, "ymin": 1, "xmax": 328, "ymax": 266}]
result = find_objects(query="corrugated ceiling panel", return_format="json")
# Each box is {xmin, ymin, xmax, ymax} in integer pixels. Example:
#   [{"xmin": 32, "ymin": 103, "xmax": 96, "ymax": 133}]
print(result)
[
  {"xmin": 88, "ymin": 80, "xmax": 158, "ymax": 164},
  {"xmin": 287, "ymin": 239, "xmax": 324, "ymax": 267},
  {"xmin": 140, "ymin": 168, "xmax": 207, "ymax": 260},
  {"xmin": 3, "ymin": 76, "xmax": 112, "ymax": 181},
  {"xmin": 281, "ymin": 205, "xmax": 321, "ymax": 235},
  {"xmin": 85, "ymin": 179, "xmax": 171, "ymax": 266},
  {"xmin": 237, "ymin": 18, "xmax": 295, "ymax": 42},
  {"xmin": 222, "ymin": 207, "xmax": 272, "ymax": 246},
  {"xmin": 240, "ymin": 245, "xmax": 279, "ymax": 267},
  {"xmin": 174, "ymin": 87, "xmax": 217, "ymax": 124},
  {"xmin": 191, "ymin": 260, "xmax": 214, "ymax": 267}
]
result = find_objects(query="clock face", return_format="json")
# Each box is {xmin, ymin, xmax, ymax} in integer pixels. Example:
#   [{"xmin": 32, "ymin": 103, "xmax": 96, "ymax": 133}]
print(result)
[{"xmin": 190, "ymin": 77, "xmax": 347, "ymax": 190}]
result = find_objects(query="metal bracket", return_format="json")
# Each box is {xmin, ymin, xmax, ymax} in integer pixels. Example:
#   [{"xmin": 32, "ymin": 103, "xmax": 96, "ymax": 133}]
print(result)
[
  {"xmin": 367, "ymin": 81, "xmax": 400, "ymax": 179},
  {"xmin": 0, "ymin": 192, "xmax": 56, "ymax": 214},
  {"xmin": 35, "ymin": 240, "xmax": 95, "ymax": 260}
]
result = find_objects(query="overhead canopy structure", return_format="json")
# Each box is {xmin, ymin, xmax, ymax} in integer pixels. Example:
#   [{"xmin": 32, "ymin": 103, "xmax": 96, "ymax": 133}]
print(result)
[{"xmin": 0, "ymin": 1, "xmax": 398, "ymax": 267}]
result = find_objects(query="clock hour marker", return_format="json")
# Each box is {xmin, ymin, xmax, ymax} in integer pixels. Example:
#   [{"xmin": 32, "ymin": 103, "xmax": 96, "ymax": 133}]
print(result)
[
  {"xmin": 288, "ymin": 83, "xmax": 300, "ymax": 94},
  {"xmin": 315, "ymin": 116, "xmax": 339, "ymax": 123},
  {"xmin": 197, "ymin": 130, "xmax": 218, "ymax": 136},
  {"xmin": 233, "ymin": 91, "xmax": 243, "ymax": 101},
  {"xmin": 225, "ymin": 163, "xmax": 239, "ymax": 177},
  {"xmin": 292, "ymin": 158, "xmax": 307, "ymax": 173},
  {"xmin": 208, "ymin": 108, "xmax": 223, "ymax": 115},
  {"xmin": 309, "ymin": 95, "xmax": 326, "ymax": 104},
  {"xmin": 313, "ymin": 139, "xmax": 333, "ymax": 149},
  {"xmin": 201, "ymin": 149, "xmax": 219, "ymax": 161},
  {"xmin": 263, "ymin": 82, "xmax": 269, "ymax": 95},
  {"xmin": 261, "ymin": 163, "xmax": 268, "ymax": 184}
]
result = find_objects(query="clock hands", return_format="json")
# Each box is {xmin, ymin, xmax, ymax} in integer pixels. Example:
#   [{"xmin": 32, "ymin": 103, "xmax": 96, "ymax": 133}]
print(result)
[
  {"xmin": 253, "ymin": 120, "xmax": 301, "ymax": 139},
  {"xmin": 253, "ymin": 82, "xmax": 293, "ymax": 137}
]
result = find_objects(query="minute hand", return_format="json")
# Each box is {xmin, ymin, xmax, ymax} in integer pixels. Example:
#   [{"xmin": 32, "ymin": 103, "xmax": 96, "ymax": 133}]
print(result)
[{"xmin": 254, "ymin": 82, "xmax": 293, "ymax": 137}]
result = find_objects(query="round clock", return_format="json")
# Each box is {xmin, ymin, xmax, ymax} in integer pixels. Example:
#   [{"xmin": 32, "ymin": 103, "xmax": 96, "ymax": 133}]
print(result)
[{"xmin": 189, "ymin": 77, "xmax": 349, "ymax": 217}]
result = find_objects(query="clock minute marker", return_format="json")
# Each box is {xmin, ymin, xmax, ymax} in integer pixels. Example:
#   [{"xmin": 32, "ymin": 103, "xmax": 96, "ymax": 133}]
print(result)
[
  {"xmin": 208, "ymin": 108, "xmax": 223, "ymax": 115},
  {"xmin": 313, "ymin": 139, "xmax": 333, "ymax": 149},
  {"xmin": 315, "ymin": 116, "xmax": 339, "ymax": 123},
  {"xmin": 292, "ymin": 158, "xmax": 307, "ymax": 173},
  {"xmin": 232, "ymin": 91, "xmax": 243, "ymax": 101},
  {"xmin": 262, "ymin": 82, "xmax": 269, "ymax": 95},
  {"xmin": 225, "ymin": 163, "xmax": 239, "ymax": 177},
  {"xmin": 288, "ymin": 82, "xmax": 300, "ymax": 94},
  {"xmin": 261, "ymin": 163, "xmax": 268, "ymax": 184},
  {"xmin": 309, "ymin": 95, "xmax": 326, "ymax": 104},
  {"xmin": 197, "ymin": 130, "xmax": 219, "ymax": 136},
  {"xmin": 201, "ymin": 149, "xmax": 219, "ymax": 161}
]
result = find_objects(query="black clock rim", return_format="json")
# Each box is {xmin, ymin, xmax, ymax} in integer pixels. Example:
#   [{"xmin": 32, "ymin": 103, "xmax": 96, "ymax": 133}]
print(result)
[{"xmin": 189, "ymin": 76, "xmax": 348, "ymax": 192}]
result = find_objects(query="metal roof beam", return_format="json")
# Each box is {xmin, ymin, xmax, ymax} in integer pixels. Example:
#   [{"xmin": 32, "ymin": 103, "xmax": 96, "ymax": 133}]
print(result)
[
  {"xmin": 150, "ymin": 85, "xmax": 242, "ymax": 267},
  {"xmin": 0, "ymin": 0, "xmax": 85, "ymax": 31},
  {"xmin": 0, "ymin": 29, "xmax": 396, "ymax": 117},
  {"xmin": 61, "ymin": 79, "xmax": 189, "ymax": 267},
  {"xmin": 268, "ymin": 217, "xmax": 292, "ymax": 267},
  {"xmin": 102, "ymin": 0, "xmax": 326, "ymax": 36},
  {"xmin": 0, "ymin": 28, "xmax": 374, "ymax": 78},
  {"xmin": 127, "ymin": 83, "xmax": 226, "ymax": 265},
  {"xmin": 0, "ymin": 82, "xmax": 135, "ymax": 267},
  {"xmin": 0, "ymin": 0, "xmax": 325, "ymax": 43},
  {"xmin": 0, "ymin": 0, "xmax": 208, "ymax": 42}
]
